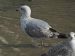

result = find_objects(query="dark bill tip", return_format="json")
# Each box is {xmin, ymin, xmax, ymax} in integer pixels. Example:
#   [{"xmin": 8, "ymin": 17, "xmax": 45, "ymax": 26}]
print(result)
[{"xmin": 16, "ymin": 9, "xmax": 18, "ymax": 11}]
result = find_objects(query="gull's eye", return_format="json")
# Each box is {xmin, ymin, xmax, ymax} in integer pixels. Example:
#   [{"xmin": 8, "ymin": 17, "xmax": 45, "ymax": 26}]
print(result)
[{"xmin": 21, "ymin": 8, "xmax": 24, "ymax": 10}]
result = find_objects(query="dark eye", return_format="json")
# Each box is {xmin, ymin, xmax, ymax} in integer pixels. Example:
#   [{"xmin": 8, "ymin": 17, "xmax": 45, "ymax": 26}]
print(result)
[{"xmin": 21, "ymin": 8, "xmax": 24, "ymax": 10}]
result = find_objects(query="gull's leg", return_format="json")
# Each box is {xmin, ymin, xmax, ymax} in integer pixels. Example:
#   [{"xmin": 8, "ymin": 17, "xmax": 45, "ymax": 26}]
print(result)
[
  {"xmin": 40, "ymin": 38, "xmax": 46, "ymax": 50},
  {"xmin": 41, "ymin": 38, "xmax": 49, "ymax": 47},
  {"xmin": 41, "ymin": 38, "xmax": 44, "ymax": 46},
  {"xmin": 31, "ymin": 38, "xmax": 40, "ymax": 47},
  {"xmin": 31, "ymin": 38, "xmax": 48, "ymax": 47}
]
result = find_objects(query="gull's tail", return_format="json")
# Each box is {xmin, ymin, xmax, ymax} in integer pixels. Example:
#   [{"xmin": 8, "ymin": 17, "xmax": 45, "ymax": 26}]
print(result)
[
  {"xmin": 49, "ymin": 28, "xmax": 68, "ymax": 39},
  {"xmin": 49, "ymin": 28, "xmax": 60, "ymax": 38}
]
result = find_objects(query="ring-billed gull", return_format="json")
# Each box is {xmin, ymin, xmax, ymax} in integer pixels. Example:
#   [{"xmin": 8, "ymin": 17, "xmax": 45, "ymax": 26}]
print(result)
[{"xmin": 17, "ymin": 5, "xmax": 59, "ymax": 46}]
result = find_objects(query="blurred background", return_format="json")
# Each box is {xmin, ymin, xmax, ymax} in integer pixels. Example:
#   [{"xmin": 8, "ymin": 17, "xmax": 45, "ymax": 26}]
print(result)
[{"xmin": 0, "ymin": 0, "xmax": 75, "ymax": 56}]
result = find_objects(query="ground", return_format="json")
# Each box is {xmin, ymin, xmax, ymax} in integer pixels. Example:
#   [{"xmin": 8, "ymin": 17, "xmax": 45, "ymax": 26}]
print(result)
[{"xmin": 0, "ymin": 0, "xmax": 75, "ymax": 56}]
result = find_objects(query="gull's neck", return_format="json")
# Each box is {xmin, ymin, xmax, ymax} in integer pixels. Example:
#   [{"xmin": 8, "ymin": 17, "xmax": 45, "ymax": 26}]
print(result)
[
  {"xmin": 70, "ymin": 39, "xmax": 75, "ymax": 49},
  {"xmin": 21, "ymin": 13, "xmax": 31, "ymax": 20},
  {"xmin": 70, "ymin": 32, "xmax": 75, "ymax": 51},
  {"xmin": 70, "ymin": 39, "xmax": 75, "ymax": 56}
]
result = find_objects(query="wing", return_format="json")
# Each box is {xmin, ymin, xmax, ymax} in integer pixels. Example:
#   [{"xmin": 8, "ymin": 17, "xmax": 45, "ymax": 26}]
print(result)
[
  {"xmin": 30, "ymin": 19, "xmax": 52, "ymax": 29},
  {"xmin": 25, "ymin": 19, "xmax": 53, "ymax": 38}
]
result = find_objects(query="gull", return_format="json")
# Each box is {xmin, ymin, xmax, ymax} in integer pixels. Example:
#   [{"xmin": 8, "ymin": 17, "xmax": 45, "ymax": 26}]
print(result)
[
  {"xmin": 47, "ymin": 32, "xmax": 75, "ymax": 56},
  {"xmin": 17, "ymin": 5, "xmax": 59, "ymax": 46}
]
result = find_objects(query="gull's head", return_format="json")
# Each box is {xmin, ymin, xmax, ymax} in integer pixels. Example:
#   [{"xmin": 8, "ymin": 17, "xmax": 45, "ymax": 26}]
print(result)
[
  {"xmin": 17, "ymin": 5, "xmax": 31, "ymax": 17},
  {"xmin": 70, "ymin": 32, "xmax": 75, "ymax": 40}
]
